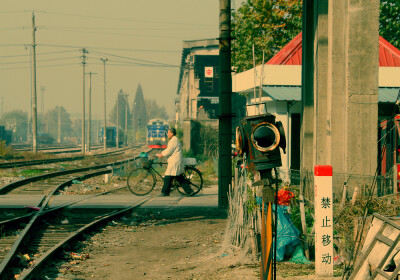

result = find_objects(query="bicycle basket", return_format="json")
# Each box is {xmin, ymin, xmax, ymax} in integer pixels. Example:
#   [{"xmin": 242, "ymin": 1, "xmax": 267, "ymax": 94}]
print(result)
[{"xmin": 140, "ymin": 157, "xmax": 150, "ymax": 168}]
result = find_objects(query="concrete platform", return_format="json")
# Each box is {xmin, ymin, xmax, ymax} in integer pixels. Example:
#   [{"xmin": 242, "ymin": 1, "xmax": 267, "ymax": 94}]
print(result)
[{"xmin": 0, "ymin": 185, "xmax": 219, "ymax": 210}]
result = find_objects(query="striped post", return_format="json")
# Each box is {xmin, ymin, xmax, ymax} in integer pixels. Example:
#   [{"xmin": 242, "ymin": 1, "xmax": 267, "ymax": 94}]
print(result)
[
  {"xmin": 260, "ymin": 202, "xmax": 273, "ymax": 280},
  {"xmin": 314, "ymin": 165, "xmax": 334, "ymax": 276}
]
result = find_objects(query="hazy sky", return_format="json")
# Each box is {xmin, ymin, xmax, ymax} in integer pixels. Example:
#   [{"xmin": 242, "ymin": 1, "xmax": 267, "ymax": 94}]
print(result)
[{"xmin": 1, "ymin": 0, "xmax": 243, "ymax": 119}]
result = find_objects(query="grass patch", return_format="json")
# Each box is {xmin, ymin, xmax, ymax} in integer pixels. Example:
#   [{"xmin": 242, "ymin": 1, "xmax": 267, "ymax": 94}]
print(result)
[{"xmin": 19, "ymin": 169, "xmax": 47, "ymax": 177}]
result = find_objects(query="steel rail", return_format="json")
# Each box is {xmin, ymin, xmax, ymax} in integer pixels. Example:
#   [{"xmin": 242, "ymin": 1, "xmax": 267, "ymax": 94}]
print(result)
[
  {"xmin": 0, "ymin": 165, "xmax": 153, "ymax": 278},
  {"xmin": 19, "ymin": 195, "xmax": 159, "ymax": 279},
  {"xmin": 0, "ymin": 147, "xmax": 151, "ymax": 194},
  {"xmin": 0, "ymin": 145, "xmax": 138, "ymax": 169},
  {"xmin": 0, "ymin": 169, "xmax": 118, "ymax": 275}
]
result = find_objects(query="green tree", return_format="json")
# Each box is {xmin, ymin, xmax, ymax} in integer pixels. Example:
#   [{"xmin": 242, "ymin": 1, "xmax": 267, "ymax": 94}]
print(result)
[
  {"xmin": 232, "ymin": 0, "xmax": 302, "ymax": 72},
  {"xmin": 132, "ymin": 84, "xmax": 147, "ymax": 143},
  {"xmin": 45, "ymin": 106, "xmax": 73, "ymax": 143},
  {"xmin": 380, "ymin": 0, "xmax": 400, "ymax": 49},
  {"xmin": 0, "ymin": 110, "xmax": 28, "ymax": 143},
  {"xmin": 145, "ymin": 98, "xmax": 169, "ymax": 121},
  {"xmin": 110, "ymin": 89, "xmax": 132, "ymax": 130}
]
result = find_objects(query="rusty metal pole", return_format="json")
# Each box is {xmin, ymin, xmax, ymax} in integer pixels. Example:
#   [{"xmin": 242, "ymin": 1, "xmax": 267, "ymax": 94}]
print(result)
[
  {"xmin": 31, "ymin": 12, "xmax": 38, "ymax": 153},
  {"xmin": 81, "ymin": 48, "xmax": 88, "ymax": 154},
  {"xmin": 218, "ymin": 0, "xmax": 232, "ymax": 208}
]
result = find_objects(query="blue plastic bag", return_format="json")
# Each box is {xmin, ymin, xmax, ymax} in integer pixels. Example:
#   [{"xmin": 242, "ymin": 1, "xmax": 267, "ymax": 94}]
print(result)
[{"xmin": 273, "ymin": 205, "xmax": 301, "ymax": 261}]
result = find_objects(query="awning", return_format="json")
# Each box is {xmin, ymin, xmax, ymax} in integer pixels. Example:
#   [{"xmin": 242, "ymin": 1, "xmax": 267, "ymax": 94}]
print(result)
[{"xmin": 261, "ymin": 86, "xmax": 400, "ymax": 103}]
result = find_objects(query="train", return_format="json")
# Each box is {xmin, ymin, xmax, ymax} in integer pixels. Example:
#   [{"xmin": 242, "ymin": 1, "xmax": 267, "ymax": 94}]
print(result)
[
  {"xmin": 147, "ymin": 119, "xmax": 169, "ymax": 149},
  {"xmin": 99, "ymin": 126, "xmax": 125, "ymax": 147}
]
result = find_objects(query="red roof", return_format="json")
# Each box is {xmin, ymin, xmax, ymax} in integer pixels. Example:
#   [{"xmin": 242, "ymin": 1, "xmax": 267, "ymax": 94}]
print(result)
[{"xmin": 267, "ymin": 32, "xmax": 400, "ymax": 67}]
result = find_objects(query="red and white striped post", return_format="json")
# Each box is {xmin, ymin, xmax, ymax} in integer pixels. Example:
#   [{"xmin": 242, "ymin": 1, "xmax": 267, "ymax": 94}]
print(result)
[{"xmin": 314, "ymin": 165, "xmax": 334, "ymax": 276}]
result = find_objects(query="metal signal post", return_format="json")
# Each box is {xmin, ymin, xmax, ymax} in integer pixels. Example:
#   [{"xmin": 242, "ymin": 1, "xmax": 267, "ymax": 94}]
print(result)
[{"xmin": 236, "ymin": 113, "xmax": 286, "ymax": 280}]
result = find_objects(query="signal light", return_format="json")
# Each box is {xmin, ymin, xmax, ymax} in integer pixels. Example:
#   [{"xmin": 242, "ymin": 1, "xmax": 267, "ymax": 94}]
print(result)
[{"xmin": 236, "ymin": 114, "xmax": 286, "ymax": 171}]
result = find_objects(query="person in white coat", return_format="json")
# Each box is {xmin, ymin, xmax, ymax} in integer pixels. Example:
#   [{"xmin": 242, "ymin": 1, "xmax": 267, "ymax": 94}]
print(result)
[{"xmin": 156, "ymin": 127, "xmax": 194, "ymax": 196}]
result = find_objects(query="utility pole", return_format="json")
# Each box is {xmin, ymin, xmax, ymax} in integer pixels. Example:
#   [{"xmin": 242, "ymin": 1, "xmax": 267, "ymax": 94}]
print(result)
[
  {"xmin": 116, "ymin": 91, "xmax": 119, "ymax": 149},
  {"xmin": 125, "ymin": 94, "xmax": 128, "ymax": 146},
  {"xmin": 81, "ymin": 48, "xmax": 88, "ymax": 154},
  {"xmin": 218, "ymin": 0, "xmax": 233, "ymax": 208},
  {"xmin": 57, "ymin": 106, "xmax": 61, "ymax": 143},
  {"xmin": 87, "ymin": 72, "xmax": 96, "ymax": 152},
  {"xmin": 31, "ymin": 12, "xmax": 38, "ymax": 153},
  {"xmin": 27, "ymin": 44, "xmax": 32, "ymax": 142},
  {"xmin": 100, "ymin": 58, "xmax": 108, "ymax": 151}
]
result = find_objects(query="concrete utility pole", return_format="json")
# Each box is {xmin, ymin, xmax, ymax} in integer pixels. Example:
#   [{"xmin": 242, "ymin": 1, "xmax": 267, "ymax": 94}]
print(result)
[
  {"xmin": 116, "ymin": 92, "xmax": 119, "ymax": 149},
  {"xmin": 31, "ymin": 12, "xmax": 38, "ymax": 153},
  {"xmin": 81, "ymin": 48, "xmax": 88, "ymax": 153},
  {"xmin": 125, "ymin": 94, "xmax": 128, "ymax": 146},
  {"xmin": 301, "ymin": 0, "xmax": 379, "ymax": 192},
  {"xmin": 87, "ymin": 72, "xmax": 96, "ymax": 152},
  {"xmin": 218, "ymin": 0, "xmax": 233, "ymax": 208},
  {"xmin": 100, "ymin": 58, "xmax": 108, "ymax": 151}
]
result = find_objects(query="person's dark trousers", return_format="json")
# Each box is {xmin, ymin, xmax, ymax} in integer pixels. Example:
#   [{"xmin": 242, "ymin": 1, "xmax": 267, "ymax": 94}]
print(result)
[
  {"xmin": 161, "ymin": 176, "xmax": 174, "ymax": 195},
  {"xmin": 175, "ymin": 174, "xmax": 193, "ymax": 194},
  {"xmin": 161, "ymin": 175, "xmax": 194, "ymax": 195}
]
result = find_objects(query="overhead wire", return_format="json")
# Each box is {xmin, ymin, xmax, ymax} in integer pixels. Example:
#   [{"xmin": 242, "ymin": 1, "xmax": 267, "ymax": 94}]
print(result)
[
  {"xmin": 0, "ymin": 50, "xmax": 78, "ymax": 59},
  {"xmin": 0, "ymin": 62, "xmax": 78, "ymax": 71},
  {"xmin": 39, "ymin": 26, "xmax": 193, "ymax": 39},
  {"xmin": 0, "ymin": 56, "xmax": 79, "ymax": 65},
  {"xmin": 88, "ymin": 50, "xmax": 179, "ymax": 67},
  {"xmin": 41, "ymin": 24, "xmax": 214, "ymax": 31},
  {"xmin": 34, "ymin": 10, "xmax": 215, "ymax": 27},
  {"xmin": 38, "ymin": 43, "xmax": 179, "ymax": 53}
]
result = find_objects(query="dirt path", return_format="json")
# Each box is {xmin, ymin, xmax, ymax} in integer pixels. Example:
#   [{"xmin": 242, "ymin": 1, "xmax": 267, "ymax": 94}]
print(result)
[{"xmin": 43, "ymin": 208, "xmax": 341, "ymax": 280}]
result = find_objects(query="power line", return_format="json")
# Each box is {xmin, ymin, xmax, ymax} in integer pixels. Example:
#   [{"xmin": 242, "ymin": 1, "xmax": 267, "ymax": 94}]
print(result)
[
  {"xmin": 106, "ymin": 61, "xmax": 179, "ymax": 68},
  {"xmin": 0, "ymin": 10, "xmax": 29, "ymax": 14},
  {"xmin": 41, "ymin": 24, "xmax": 215, "ymax": 31},
  {"xmin": 0, "ymin": 44, "xmax": 28, "ymax": 47},
  {"xmin": 39, "ymin": 26, "xmax": 193, "ymax": 39},
  {"xmin": 0, "ymin": 50, "xmax": 78, "ymax": 59},
  {"xmin": 0, "ymin": 62, "xmax": 78, "ymax": 70},
  {"xmin": 108, "ymin": 63, "xmax": 179, "ymax": 69},
  {"xmin": 38, "ymin": 43, "xmax": 179, "ymax": 53},
  {"xmin": 0, "ymin": 56, "xmax": 79, "ymax": 65},
  {"xmin": 34, "ymin": 10, "xmax": 215, "ymax": 27},
  {"xmin": 0, "ymin": 27, "xmax": 26, "ymax": 31},
  {"xmin": 89, "ymin": 50, "xmax": 179, "ymax": 67}
]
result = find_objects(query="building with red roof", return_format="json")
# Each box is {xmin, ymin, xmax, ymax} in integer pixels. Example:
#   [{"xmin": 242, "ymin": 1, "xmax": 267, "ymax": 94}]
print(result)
[{"xmin": 232, "ymin": 33, "xmax": 400, "ymax": 178}]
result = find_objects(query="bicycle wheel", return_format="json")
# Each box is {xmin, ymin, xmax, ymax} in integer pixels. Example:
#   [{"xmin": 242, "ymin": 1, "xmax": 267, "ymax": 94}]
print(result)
[
  {"xmin": 177, "ymin": 166, "xmax": 203, "ymax": 195},
  {"xmin": 127, "ymin": 168, "xmax": 156, "ymax": 196}
]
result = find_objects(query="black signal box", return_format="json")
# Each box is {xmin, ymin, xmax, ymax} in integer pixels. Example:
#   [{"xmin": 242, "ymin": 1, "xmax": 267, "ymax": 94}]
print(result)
[{"xmin": 236, "ymin": 114, "xmax": 286, "ymax": 171}]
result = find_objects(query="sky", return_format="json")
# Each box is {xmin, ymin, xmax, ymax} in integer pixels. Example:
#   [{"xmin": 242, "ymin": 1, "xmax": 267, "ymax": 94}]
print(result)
[{"xmin": 1, "ymin": 0, "xmax": 243, "ymax": 120}]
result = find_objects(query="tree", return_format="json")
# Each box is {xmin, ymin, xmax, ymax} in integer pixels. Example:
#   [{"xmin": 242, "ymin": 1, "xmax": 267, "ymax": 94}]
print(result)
[
  {"xmin": 232, "ymin": 0, "xmax": 302, "ymax": 72},
  {"xmin": 380, "ymin": 1, "xmax": 400, "ymax": 49},
  {"xmin": 110, "ymin": 89, "xmax": 132, "ymax": 130},
  {"xmin": 132, "ymin": 84, "xmax": 147, "ymax": 143},
  {"xmin": 45, "ymin": 106, "xmax": 73, "ymax": 143},
  {"xmin": 145, "ymin": 98, "xmax": 169, "ymax": 121},
  {"xmin": 0, "ymin": 110, "xmax": 28, "ymax": 143}
]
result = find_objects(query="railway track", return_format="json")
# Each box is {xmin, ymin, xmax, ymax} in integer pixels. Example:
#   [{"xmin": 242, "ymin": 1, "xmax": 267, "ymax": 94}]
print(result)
[
  {"xmin": 0, "ymin": 148, "xmax": 157, "ymax": 279},
  {"xmin": 0, "ymin": 145, "xmax": 138, "ymax": 169},
  {"xmin": 0, "ymin": 191, "xmax": 158, "ymax": 279}
]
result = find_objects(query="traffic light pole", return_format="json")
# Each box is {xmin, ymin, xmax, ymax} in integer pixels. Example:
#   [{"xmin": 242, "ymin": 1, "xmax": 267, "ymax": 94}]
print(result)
[{"xmin": 218, "ymin": 0, "xmax": 233, "ymax": 209}]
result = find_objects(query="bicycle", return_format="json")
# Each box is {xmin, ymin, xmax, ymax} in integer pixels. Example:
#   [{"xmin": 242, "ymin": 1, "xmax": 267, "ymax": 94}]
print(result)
[{"xmin": 127, "ymin": 156, "xmax": 203, "ymax": 196}]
